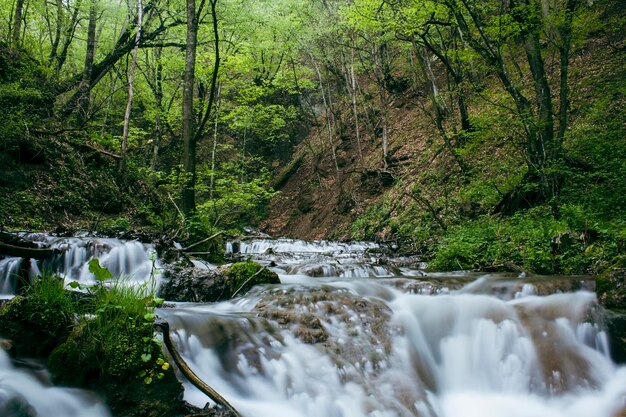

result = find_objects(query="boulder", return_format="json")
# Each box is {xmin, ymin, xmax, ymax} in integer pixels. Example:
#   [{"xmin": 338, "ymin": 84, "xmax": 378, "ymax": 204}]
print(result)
[
  {"xmin": 158, "ymin": 260, "xmax": 280, "ymax": 302},
  {"xmin": 597, "ymin": 268, "xmax": 626, "ymax": 309},
  {"xmin": 596, "ymin": 269, "xmax": 626, "ymax": 364},
  {"xmin": 604, "ymin": 310, "xmax": 626, "ymax": 364}
]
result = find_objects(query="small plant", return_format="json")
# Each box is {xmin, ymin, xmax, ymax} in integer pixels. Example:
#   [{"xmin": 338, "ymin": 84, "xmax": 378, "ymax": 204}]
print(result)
[
  {"xmin": 54, "ymin": 260, "xmax": 170, "ymax": 385},
  {"xmin": 0, "ymin": 272, "xmax": 75, "ymax": 357}
]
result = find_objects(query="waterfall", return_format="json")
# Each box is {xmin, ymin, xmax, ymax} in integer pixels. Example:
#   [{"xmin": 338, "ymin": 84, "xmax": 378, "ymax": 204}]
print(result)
[
  {"xmin": 1, "ymin": 236, "xmax": 624, "ymax": 417},
  {"xmin": 156, "ymin": 238, "xmax": 625, "ymax": 417},
  {"xmin": 0, "ymin": 234, "xmax": 159, "ymax": 295},
  {"xmin": 0, "ymin": 349, "xmax": 110, "ymax": 417},
  {"xmin": 158, "ymin": 283, "xmax": 625, "ymax": 417}
]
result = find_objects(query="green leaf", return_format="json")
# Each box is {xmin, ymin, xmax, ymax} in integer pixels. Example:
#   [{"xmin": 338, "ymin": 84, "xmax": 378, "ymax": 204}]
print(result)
[
  {"xmin": 144, "ymin": 313, "xmax": 155, "ymax": 321},
  {"xmin": 88, "ymin": 259, "xmax": 112, "ymax": 282},
  {"xmin": 141, "ymin": 353, "xmax": 152, "ymax": 362},
  {"xmin": 68, "ymin": 281, "xmax": 80, "ymax": 289}
]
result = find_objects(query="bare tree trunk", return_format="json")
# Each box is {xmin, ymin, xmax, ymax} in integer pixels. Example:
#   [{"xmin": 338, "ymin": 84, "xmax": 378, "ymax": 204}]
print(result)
[
  {"xmin": 76, "ymin": 0, "xmax": 97, "ymax": 125},
  {"xmin": 312, "ymin": 57, "xmax": 341, "ymax": 185},
  {"xmin": 151, "ymin": 47, "xmax": 163, "ymax": 170},
  {"xmin": 181, "ymin": 0, "xmax": 199, "ymax": 216},
  {"xmin": 379, "ymin": 86, "xmax": 389, "ymax": 169},
  {"xmin": 210, "ymin": 82, "xmax": 221, "ymax": 199},
  {"xmin": 11, "ymin": 0, "xmax": 25, "ymax": 46},
  {"xmin": 413, "ymin": 40, "xmax": 469, "ymax": 174},
  {"xmin": 120, "ymin": 0, "xmax": 143, "ymax": 184},
  {"xmin": 557, "ymin": 0, "xmax": 578, "ymax": 148},
  {"xmin": 182, "ymin": 0, "xmax": 220, "ymax": 216},
  {"xmin": 54, "ymin": 1, "xmax": 81, "ymax": 73},
  {"xmin": 346, "ymin": 33, "xmax": 363, "ymax": 164},
  {"xmin": 47, "ymin": 0, "xmax": 62, "ymax": 63}
]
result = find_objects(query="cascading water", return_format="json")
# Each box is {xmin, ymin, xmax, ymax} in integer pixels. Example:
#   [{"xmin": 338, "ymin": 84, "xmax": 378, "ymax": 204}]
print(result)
[
  {"xmin": 158, "ymin": 238, "xmax": 626, "ymax": 417},
  {"xmin": 1, "ymin": 236, "xmax": 624, "ymax": 417},
  {"xmin": 0, "ymin": 234, "xmax": 159, "ymax": 296},
  {"xmin": 0, "ymin": 349, "xmax": 111, "ymax": 417}
]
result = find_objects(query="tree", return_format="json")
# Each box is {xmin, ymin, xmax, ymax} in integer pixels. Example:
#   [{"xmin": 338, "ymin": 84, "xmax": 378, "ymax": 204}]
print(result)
[
  {"xmin": 181, "ymin": 0, "xmax": 220, "ymax": 215},
  {"xmin": 120, "ymin": 0, "xmax": 144, "ymax": 182}
]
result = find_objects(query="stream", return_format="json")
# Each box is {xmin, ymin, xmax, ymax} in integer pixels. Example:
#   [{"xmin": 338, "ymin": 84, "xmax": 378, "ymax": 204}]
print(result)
[{"xmin": 1, "ymin": 236, "xmax": 625, "ymax": 417}]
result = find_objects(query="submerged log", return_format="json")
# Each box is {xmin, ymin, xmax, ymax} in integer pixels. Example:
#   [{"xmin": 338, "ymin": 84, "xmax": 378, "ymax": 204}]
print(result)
[
  {"xmin": 154, "ymin": 318, "xmax": 242, "ymax": 417},
  {"xmin": 0, "ymin": 242, "xmax": 60, "ymax": 259}
]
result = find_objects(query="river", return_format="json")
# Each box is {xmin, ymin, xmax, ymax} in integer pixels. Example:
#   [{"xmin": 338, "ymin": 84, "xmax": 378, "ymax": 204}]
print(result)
[{"xmin": 1, "ymin": 236, "xmax": 625, "ymax": 417}]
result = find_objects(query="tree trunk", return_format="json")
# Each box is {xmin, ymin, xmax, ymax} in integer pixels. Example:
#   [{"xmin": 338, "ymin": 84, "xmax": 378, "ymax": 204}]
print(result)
[
  {"xmin": 525, "ymin": 33, "xmax": 554, "ymax": 165},
  {"xmin": 151, "ymin": 48, "xmax": 164, "ymax": 170},
  {"xmin": 181, "ymin": 0, "xmax": 198, "ymax": 216},
  {"xmin": 210, "ymin": 82, "xmax": 221, "ymax": 200},
  {"xmin": 48, "ymin": 0, "xmax": 63, "ymax": 64},
  {"xmin": 54, "ymin": 1, "xmax": 80, "ymax": 73},
  {"xmin": 76, "ymin": 0, "xmax": 98, "ymax": 125},
  {"xmin": 120, "ymin": 0, "xmax": 143, "ymax": 183},
  {"xmin": 312, "ymin": 57, "xmax": 341, "ymax": 185},
  {"xmin": 557, "ymin": 0, "xmax": 578, "ymax": 147},
  {"xmin": 11, "ymin": 0, "xmax": 25, "ymax": 46},
  {"xmin": 347, "ymin": 34, "xmax": 363, "ymax": 163}
]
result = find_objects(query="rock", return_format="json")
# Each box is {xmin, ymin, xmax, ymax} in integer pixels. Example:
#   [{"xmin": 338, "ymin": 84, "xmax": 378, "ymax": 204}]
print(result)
[
  {"xmin": 0, "ymin": 393, "xmax": 37, "ymax": 417},
  {"xmin": 158, "ymin": 260, "xmax": 280, "ymax": 302},
  {"xmin": 0, "ymin": 293, "xmax": 74, "ymax": 358},
  {"xmin": 596, "ymin": 269, "xmax": 626, "ymax": 364},
  {"xmin": 158, "ymin": 266, "xmax": 231, "ymax": 302},
  {"xmin": 597, "ymin": 269, "xmax": 626, "ymax": 309},
  {"xmin": 604, "ymin": 310, "xmax": 626, "ymax": 364}
]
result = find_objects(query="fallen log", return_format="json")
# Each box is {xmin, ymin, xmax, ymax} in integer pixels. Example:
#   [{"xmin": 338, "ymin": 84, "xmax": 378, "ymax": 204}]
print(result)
[
  {"xmin": 154, "ymin": 318, "xmax": 242, "ymax": 417},
  {"xmin": 0, "ymin": 242, "xmax": 60, "ymax": 259}
]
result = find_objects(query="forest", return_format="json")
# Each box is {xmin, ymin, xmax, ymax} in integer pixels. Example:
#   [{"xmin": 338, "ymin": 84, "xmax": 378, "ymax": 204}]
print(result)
[
  {"xmin": 1, "ymin": 1, "xmax": 626, "ymax": 416},
  {"xmin": 0, "ymin": 0, "xmax": 625, "ymax": 273}
]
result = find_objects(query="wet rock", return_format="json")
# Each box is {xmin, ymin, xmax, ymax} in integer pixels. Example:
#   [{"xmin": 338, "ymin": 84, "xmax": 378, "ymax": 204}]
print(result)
[
  {"xmin": 597, "ymin": 268, "xmax": 626, "ymax": 309},
  {"xmin": 158, "ymin": 266, "xmax": 232, "ymax": 302},
  {"xmin": 0, "ymin": 292, "xmax": 74, "ymax": 358},
  {"xmin": 0, "ymin": 393, "xmax": 37, "ymax": 417},
  {"xmin": 604, "ymin": 310, "xmax": 626, "ymax": 364},
  {"xmin": 158, "ymin": 261, "xmax": 280, "ymax": 302}
]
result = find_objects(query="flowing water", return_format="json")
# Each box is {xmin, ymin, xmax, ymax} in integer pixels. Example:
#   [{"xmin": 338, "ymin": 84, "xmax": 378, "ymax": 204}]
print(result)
[
  {"xmin": 1, "ymin": 236, "xmax": 625, "ymax": 417},
  {"xmin": 157, "ymin": 238, "xmax": 625, "ymax": 417},
  {"xmin": 0, "ymin": 349, "xmax": 111, "ymax": 417},
  {"xmin": 0, "ymin": 234, "xmax": 159, "ymax": 296}
]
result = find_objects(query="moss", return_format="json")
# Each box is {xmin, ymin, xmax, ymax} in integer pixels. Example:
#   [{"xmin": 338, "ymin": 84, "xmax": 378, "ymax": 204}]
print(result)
[
  {"xmin": 0, "ymin": 276, "xmax": 74, "ymax": 357},
  {"xmin": 597, "ymin": 269, "xmax": 626, "ymax": 310},
  {"xmin": 226, "ymin": 260, "xmax": 280, "ymax": 296}
]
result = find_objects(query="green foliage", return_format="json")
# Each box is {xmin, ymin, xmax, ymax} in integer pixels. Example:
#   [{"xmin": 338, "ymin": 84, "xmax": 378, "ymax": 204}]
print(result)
[
  {"xmin": 226, "ymin": 260, "xmax": 280, "ymax": 296},
  {"xmin": 429, "ymin": 207, "xmax": 624, "ymax": 274},
  {"xmin": 51, "ymin": 273, "xmax": 169, "ymax": 386},
  {"xmin": 101, "ymin": 216, "xmax": 132, "ymax": 233},
  {"xmin": 0, "ymin": 273, "xmax": 75, "ymax": 357},
  {"xmin": 351, "ymin": 201, "xmax": 393, "ymax": 240},
  {"xmin": 194, "ymin": 159, "xmax": 276, "ymax": 231}
]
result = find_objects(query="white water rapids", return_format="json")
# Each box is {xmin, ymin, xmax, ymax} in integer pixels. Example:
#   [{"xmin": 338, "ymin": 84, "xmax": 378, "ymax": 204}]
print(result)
[{"xmin": 0, "ymin": 236, "xmax": 625, "ymax": 416}]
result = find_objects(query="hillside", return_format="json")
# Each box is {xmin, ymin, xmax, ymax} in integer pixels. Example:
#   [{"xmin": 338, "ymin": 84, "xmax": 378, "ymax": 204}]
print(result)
[{"xmin": 261, "ymin": 1, "xmax": 626, "ymax": 274}]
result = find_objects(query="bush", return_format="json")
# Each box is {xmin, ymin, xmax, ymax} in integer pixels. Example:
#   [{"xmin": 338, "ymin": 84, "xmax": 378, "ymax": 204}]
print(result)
[{"xmin": 428, "ymin": 206, "xmax": 624, "ymax": 274}]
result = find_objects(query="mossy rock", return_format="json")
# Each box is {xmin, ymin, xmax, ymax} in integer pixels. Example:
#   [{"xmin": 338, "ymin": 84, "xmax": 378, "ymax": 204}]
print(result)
[
  {"xmin": 226, "ymin": 260, "xmax": 280, "ymax": 297},
  {"xmin": 159, "ymin": 260, "xmax": 280, "ymax": 302},
  {"xmin": 596, "ymin": 268, "xmax": 626, "ymax": 309},
  {"xmin": 604, "ymin": 309, "xmax": 626, "ymax": 364},
  {"xmin": 49, "ymin": 321, "xmax": 185, "ymax": 417},
  {"xmin": 0, "ymin": 292, "xmax": 73, "ymax": 357},
  {"xmin": 101, "ymin": 371, "xmax": 184, "ymax": 417}
]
